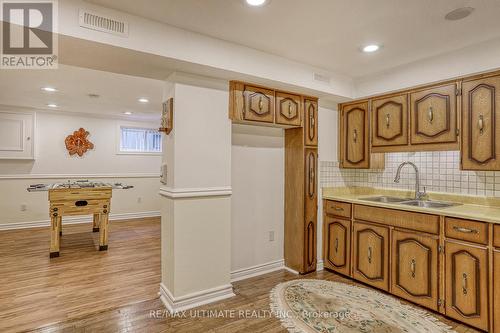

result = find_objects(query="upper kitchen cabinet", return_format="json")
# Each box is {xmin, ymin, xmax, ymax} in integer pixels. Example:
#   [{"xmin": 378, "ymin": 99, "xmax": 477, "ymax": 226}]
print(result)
[
  {"xmin": 410, "ymin": 83, "xmax": 459, "ymax": 149},
  {"xmin": 340, "ymin": 101, "xmax": 384, "ymax": 169},
  {"xmin": 0, "ymin": 111, "xmax": 35, "ymax": 160},
  {"xmin": 371, "ymin": 94, "xmax": 409, "ymax": 150},
  {"xmin": 304, "ymin": 97, "xmax": 318, "ymax": 146},
  {"xmin": 275, "ymin": 92, "xmax": 302, "ymax": 127},
  {"xmin": 229, "ymin": 81, "xmax": 304, "ymax": 128},
  {"xmin": 339, "ymin": 101, "xmax": 369, "ymax": 168},
  {"xmin": 461, "ymin": 74, "xmax": 500, "ymax": 171}
]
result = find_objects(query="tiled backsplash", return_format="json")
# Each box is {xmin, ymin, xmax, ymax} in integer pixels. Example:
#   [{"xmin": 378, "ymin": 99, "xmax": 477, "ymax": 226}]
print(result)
[{"xmin": 320, "ymin": 151, "xmax": 500, "ymax": 197}]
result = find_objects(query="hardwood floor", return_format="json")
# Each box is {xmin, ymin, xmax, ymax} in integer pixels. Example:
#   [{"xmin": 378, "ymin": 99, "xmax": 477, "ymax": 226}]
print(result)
[
  {"xmin": 0, "ymin": 218, "xmax": 161, "ymax": 333},
  {"xmin": 0, "ymin": 218, "xmax": 480, "ymax": 333}
]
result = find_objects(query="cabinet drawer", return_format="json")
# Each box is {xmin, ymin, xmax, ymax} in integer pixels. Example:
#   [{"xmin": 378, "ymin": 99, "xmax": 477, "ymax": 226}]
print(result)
[
  {"xmin": 325, "ymin": 200, "xmax": 351, "ymax": 219},
  {"xmin": 494, "ymin": 225, "xmax": 500, "ymax": 248},
  {"xmin": 49, "ymin": 188, "xmax": 112, "ymax": 201},
  {"xmin": 353, "ymin": 205, "xmax": 439, "ymax": 234},
  {"xmin": 445, "ymin": 217, "xmax": 488, "ymax": 245},
  {"xmin": 50, "ymin": 199, "xmax": 109, "ymax": 216}
]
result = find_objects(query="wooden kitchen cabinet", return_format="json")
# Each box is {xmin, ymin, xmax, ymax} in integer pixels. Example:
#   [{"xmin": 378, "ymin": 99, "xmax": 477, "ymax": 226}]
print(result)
[
  {"xmin": 323, "ymin": 216, "xmax": 350, "ymax": 276},
  {"xmin": 410, "ymin": 83, "xmax": 458, "ymax": 148},
  {"xmin": 276, "ymin": 92, "xmax": 301, "ymax": 127},
  {"xmin": 303, "ymin": 148, "xmax": 318, "ymax": 272},
  {"xmin": 461, "ymin": 74, "xmax": 500, "ymax": 171},
  {"xmin": 371, "ymin": 94, "xmax": 409, "ymax": 149},
  {"xmin": 391, "ymin": 230, "xmax": 439, "ymax": 311},
  {"xmin": 304, "ymin": 97, "xmax": 318, "ymax": 146},
  {"xmin": 353, "ymin": 221, "xmax": 389, "ymax": 291},
  {"xmin": 445, "ymin": 241, "xmax": 489, "ymax": 331},
  {"xmin": 241, "ymin": 84, "xmax": 275, "ymax": 123},
  {"xmin": 340, "ymin": 101, "xmax": 370, "ymax": 168}
]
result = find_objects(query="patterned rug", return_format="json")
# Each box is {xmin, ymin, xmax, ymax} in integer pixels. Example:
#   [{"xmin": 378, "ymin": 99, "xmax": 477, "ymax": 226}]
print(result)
[{"xmin": 270, "ymin": 279, "xmax": 456, "ymax": 333}]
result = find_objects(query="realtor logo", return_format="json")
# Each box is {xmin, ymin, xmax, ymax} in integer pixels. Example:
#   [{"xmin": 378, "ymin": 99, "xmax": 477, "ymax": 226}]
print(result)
[{"xmin": 1, "ymin": 0, "xmax": 58, "ymax": 69}]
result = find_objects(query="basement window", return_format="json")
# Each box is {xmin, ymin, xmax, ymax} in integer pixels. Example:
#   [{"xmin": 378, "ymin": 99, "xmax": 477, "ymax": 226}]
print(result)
[{"xmin": 119, "ymin": 126, "xmax": 162, "ymax": 154}]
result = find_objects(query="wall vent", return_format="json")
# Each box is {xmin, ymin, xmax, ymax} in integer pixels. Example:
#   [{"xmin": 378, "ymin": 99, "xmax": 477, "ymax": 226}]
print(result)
[
  {"xmin": 79, "ymin": 9, "xmax": 129, "ymax": 37},
  {"xmin": 313, "ymin": 73, "xmax": 331, "ymax": 85}
]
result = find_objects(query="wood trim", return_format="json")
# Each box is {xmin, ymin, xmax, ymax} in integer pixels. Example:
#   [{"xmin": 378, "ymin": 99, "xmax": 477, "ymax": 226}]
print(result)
[{"xmin": 468, "ymin": 83, "xmax": 496, "ymax": 165}]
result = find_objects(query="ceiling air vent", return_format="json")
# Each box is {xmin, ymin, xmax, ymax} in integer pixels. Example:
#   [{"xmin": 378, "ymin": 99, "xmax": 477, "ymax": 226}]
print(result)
[
  {"xmin": 313, "ymin": 73, "xmax": 331, "ymax": 85},
  {"xmin": 79, "ymin": 9, "xmax": 129, "ymax": 37}
]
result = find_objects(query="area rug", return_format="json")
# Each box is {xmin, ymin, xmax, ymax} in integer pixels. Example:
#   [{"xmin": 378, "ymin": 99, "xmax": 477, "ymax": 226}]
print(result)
[{"xmin": 270, "ymin": 279, "xmax": 455, "ymax": 333}]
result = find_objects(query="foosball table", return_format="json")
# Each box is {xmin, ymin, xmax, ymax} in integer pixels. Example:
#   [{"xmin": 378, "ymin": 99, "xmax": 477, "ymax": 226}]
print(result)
[{"xmin": 27, "ymin": 181, "xmax": 133, "ymax": 258}]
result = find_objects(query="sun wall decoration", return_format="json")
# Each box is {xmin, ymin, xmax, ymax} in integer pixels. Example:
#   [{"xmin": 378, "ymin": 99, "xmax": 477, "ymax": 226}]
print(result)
[{"xmin": 65, "ymin": 128, "xmax": 94, "ymax": 157}]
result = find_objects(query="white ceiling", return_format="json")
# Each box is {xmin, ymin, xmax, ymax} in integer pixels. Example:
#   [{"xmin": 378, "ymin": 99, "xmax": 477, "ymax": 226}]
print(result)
[
  {"xmin": 87, "ymin": 0, "xmax": 500, "ymax": 78},
  {"xmin": 0, "ymin": 64, "xmax": 164, "ymax": 121}
]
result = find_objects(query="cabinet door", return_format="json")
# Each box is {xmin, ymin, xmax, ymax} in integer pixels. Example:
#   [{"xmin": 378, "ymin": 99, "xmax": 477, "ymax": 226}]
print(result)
[
  {"xmin": 445, "ymin": 241, "xmax": 489, "ymax": 331},
  {"xmin": 303, "ymin": 148, "xmax": 318, "ymax": 273},
  {"xmin": 410, "ymin": 83, "xmax": 458, "ymax": 146},
  {"xmin": 242, "ymin": 85, "xmax": 275, "ymax": 123},
  {"xmin": 462, "ymin": 75, "xmax": 500, "ymax": 170},
  {"xmin": 372, "ymin": 94, "xmax": 409, "ymax": 147},
  {"xmin": 304, "ymin": 98, "xmax": 318, "ymax": 146},
  {"xmin": 494, "ymin": 251, "xmax": 500, "ymax": 333},
  {"xmin": 275, "ymin": 92, "xmax": 301, "ymax": 127},
  {"xmin": 0, "ymin": 112, "xmax": 34, "ymax": 159},
  {"xmin": 341, "ymin": 102, "xmax": 370, "ymax": 168},
  {"xmin": 391, "ymin": 230, "xmax": 439, "ymax": 311},
  {"xmin": 323, "ymin": 216, "xmax": 350, "ymax": 276},
  {"xmin": 353, "ymin": 222, "xmax": 389, "ymax": 291}
]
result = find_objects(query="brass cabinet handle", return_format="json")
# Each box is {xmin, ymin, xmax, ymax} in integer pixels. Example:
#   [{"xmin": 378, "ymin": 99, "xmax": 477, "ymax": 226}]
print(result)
[
  {"xmin": 386, "ymin": 114, "xmax": 391, "ymax": 128},
  {"xmin": 368, "ymin": 247, "xmax": 372, "ymax": 264},
  {"xmin": 453, "ymin": 226, "xmax": 478, "ymax": 234},
  {"xmin": 428, "ymin": 106, "xmax": 434, "ymax": 123},
  {"xmin": 462, "ymin": 273, "xmax": 468, "ymax": 295},
  {"xmin": 353, "ymin": 129, "xmax": 358, "ymax": 143},
  {"xmin": 335, "ymin": 238, "xmax": 339, "ymax": 253},
  {"xmin": 308, "ymin": 152, "xmax": 315, "ymax": 198},
  {"xmin": 309, "ymin": 108, "xmax": 315, "ymax": 127},
  {"xmin": 478, "ymin": 114, "xmax": 484, "ymax": 134},
  {"xmin": 259, "ymin": 96, "xmax": 263, "ymax": 111},
  {"xmin": 410, "ymin": 259, "xmax": 416, "ymax": 278},
  {"xmin": 334, "ymin": 207, "xmax": 344, "ymax": 211},
  {"xmin": 288, "ymin": 103, "xmax": 292, "ymax": 117}
]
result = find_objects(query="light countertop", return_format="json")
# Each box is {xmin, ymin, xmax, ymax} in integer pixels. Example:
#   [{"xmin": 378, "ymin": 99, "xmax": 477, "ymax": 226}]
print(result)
[{"xmin": 322, "ymin": 187, "xmax": 500, "ymax": 224}]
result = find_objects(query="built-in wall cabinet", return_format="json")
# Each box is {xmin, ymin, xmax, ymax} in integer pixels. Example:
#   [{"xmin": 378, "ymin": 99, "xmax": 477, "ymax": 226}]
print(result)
[
  {"xmin": 0, "ymin": 111, "xmax": 35, "ymax": 160},
  {"xmin": 229, "ymin": 81, "xmax": 318, "ymax": 274},
  {"xmin": 323, "ymin": 200, "xmax": 500, "ymax": 332},
  {"xmin": 339, "ymin": 70, "xmax": 500, "ymax": 171}
]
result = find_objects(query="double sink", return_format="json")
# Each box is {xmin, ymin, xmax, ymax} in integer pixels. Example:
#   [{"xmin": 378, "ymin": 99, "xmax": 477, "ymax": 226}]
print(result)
[{"xmin": 360, "ymin": 196, "xmax": 462, "ymax": 209}]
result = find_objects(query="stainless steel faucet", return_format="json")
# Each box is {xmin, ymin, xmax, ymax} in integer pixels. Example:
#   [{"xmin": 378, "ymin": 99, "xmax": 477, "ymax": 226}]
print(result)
[{"xmin": 394, "ymin": 161, "xmax": 427, "ymax": 200}]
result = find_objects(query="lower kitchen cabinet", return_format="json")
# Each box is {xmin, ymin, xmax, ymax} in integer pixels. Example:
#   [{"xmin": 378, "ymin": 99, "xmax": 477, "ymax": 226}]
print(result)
[
  {"xmin": 391, "ymin": 230, "xmax": 439, "ymax": 311},
  {"xmin": 323, "ymin": 216, "xmax": 350, "ymax": 276},
  {"xmin": 445, "ymin": 241, "xmax": 489, "ymax": 331},
  {"xmin": 353, "ymin": 221, "xmax": 389, "ymax": 291},
  {"xmin": 494, "ymin": 251, "xmax": 500, "ymax": 333}
]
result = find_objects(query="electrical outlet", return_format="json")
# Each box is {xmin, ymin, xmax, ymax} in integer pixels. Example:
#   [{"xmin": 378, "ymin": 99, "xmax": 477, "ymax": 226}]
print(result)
[
  {"xmin": 269, "ymin": 231, "xmax": 275, "ymax": 242},
  {"xmin": 20, "ymin": 204, "xmax": 27, "ymax": 212}
]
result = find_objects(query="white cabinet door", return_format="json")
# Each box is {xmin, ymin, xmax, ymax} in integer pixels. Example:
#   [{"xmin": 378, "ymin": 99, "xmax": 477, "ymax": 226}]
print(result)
[{"xmin": 0, "ymin": 112, "xmax": 34, "ymax": 159}]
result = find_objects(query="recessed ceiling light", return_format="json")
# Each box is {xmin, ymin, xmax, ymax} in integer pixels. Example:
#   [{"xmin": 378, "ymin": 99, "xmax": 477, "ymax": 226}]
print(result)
[
  {"xmin": 138, "ymin": 98, "xmax": 149, "ymax": 103},
  {"xmin": 246, "ymin": 0, "xmax": 267, "ymax": 6},
  {"xmin": 362, "ymin": 44, "xmax": 380, "ymax": 53},
  {"xmin": 445, "ymin": 7, "xmax": 474, "ymax": 21},
  {"xmin": 41, "ymin": 87, "xmax": 57, "ymax": 92},
  {"xmin": 47, "ymin": 103, "xmax": 58, "ymax": 108},
  {"xmin": 124, "ymin": 111, "xmax": 133, "ymax": 115}
]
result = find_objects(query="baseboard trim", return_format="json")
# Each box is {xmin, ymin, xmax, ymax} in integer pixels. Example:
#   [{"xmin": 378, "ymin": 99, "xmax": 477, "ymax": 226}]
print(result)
[
  {"xmin": 159, "ymin": 186, "xmax": 232, "ymax": 199},
  {"xmin": 0, "ymin": 173, "xmax": 159, "ymax": 180},
  {"xmin": 230, "ymin": 259, "xmax": 284, "ymax": 282},
  {"xmin": 159, "ymin": 283, "xmax": 235, "ymax": 313},
  {"xmin": 0, "ymin": 211, "xmax": 161, "ymax": 231},
  {"xmin": 284, "ymin": 266, "xmax": 300, "ymax": 275}
]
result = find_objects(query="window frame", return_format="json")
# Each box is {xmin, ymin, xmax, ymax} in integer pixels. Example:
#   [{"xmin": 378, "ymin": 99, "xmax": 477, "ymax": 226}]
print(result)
[{"xmin": 116, "ymin": 124, "xmax": 163, "ymax": 156}]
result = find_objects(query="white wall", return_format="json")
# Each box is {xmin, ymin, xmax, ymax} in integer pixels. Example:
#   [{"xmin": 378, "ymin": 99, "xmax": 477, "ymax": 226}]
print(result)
[
  {"xmin": 0, "ymin": 110, "xmax": 161, "ymax": 226},
  {"xmin": 231, "ymin": 124, "xmax": 284, "ymax": 271}
]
